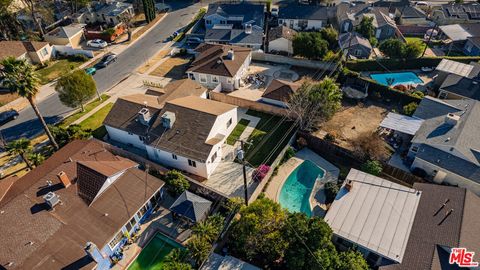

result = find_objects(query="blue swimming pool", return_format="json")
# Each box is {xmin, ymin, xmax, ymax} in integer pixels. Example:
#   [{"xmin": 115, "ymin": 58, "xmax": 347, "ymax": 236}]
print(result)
[
  {"xmin": 279, "ymin": 160, "xmax": 325, "ymax": 217},
  {"xmin": 370, "ymin": 72, "xmax": 423, "ymax": 86}
]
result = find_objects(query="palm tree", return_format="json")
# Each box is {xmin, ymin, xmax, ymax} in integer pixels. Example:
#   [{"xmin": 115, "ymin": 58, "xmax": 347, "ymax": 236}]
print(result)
[
  {"xmin": 28, "ymin": 152, "xmax": 45, "ymax": 167},
  {"xmin": 1, "ymin": 57, "xmax": 59, "ymax": 149},
  {"xmin": 6, "ymin": 138, "xmax": 33, "ymax": 170}
]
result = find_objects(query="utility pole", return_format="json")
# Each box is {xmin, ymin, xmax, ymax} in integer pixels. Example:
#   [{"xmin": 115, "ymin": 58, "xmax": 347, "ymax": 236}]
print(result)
[
  {"xmin": 236, "ymin": 139, "xmax": 251, "ymax": 206},
  {"xmin": 422, "ymin": 23, "xmax": 437, "ymax": 57}
]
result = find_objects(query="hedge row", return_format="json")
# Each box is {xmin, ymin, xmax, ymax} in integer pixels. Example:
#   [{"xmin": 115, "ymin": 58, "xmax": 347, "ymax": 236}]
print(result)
[
  {"xmin": 346, "ymin": 56, "xmax": 480, "ymax": 71},
  {"xmin": 360, "ymin": 77, "xmax": 422, "ymax": 106}
]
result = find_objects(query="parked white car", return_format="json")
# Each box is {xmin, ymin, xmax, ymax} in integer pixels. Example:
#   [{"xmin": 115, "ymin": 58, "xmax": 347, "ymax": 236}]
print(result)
[{"xmin": 87, "ymin": 39, "xmax": 108, "ymax": 48}]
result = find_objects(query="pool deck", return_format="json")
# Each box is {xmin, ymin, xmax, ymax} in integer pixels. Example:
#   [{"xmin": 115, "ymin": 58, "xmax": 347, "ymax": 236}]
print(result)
[{"xmin": 264, "ymin": 148, "xmax": 339, "ymax": 217}]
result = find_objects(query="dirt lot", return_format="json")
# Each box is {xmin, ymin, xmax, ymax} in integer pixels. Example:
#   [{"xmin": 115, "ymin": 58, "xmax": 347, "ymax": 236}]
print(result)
[
  {"xmin": 149, "ymin": 56, "xmax": 192, "ymax": 79},
  {"xmin": 316, "ymin": 100, "xmax": 393, "ymax": 160},
  {"xmin": 0, "ymin": 92, "xmax": 19, "ymax": 107}
]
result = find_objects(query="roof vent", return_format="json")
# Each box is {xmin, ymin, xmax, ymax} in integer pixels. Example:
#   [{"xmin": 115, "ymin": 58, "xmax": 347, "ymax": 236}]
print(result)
[
  {"xmin": 444, "ymin": 113, "xmax": 460, "ymax": 126},
  {"xmin": 161, "ymin": 111, "xmax": 176, "ymax": 129},
  {"xmin": 57, "ymin": 171, "xmax": 71, "ymax": 188},
  {"xmin": 227, "ymin": 49, "xmax": 235, "ymax": 60},
  {"xmin": 43, "ymin": 192, "xmax": 61, "ymax": 209},
  {"xmin": 245, "ymin": 23, "xmax": 252, "ymax": 34},
  {"xmin": 138, "ymin": 107, "xmax": 152, "ymax": 126}
]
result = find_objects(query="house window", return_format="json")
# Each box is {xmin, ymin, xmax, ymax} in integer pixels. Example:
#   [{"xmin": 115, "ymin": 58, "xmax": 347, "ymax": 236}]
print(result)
[
  {"xmin": 211, "ymin": 76, "xmax": 219, "ymax": 83},
  {"xmin": 278, "ymin": 19, "xmax": 283, "ymax": 24},
  {"xmin": 136, "ymin": 205, "xmax": 148, "ymax": 219},
  {"xmin": 125, "ymin": 216, "xmax": 136, "ymax": 232},
  {"xmin": 297, "ymin": 20, "xmax": 308, "ymax": 29},
  {"xmin": 200, "ymin": 74, "xmax": 207, "ymax": 83},
  {"xmin": 109, "ymin": 231, "xmax": 124, "ymax": 249},
  {"xmin": 189, "ymin": 73, "xmax": 195, "ymax": 80},
  {"xmin": 206, "ymin": 20, "xmax": 212, "ymax": 25},
  {"xmin": 439, "ymin": 91, "xmax": 448, "ymax": 99},
  {"xmin": 188, "ymin": 159, "xmax": 197, "ymax": 167},
  {"xmin": 41, "ymin": 47, "xmax": 48, "ymax": 57},
  {"xmin": 411, "ymin": 146, "xmax": 419, "ymax": 153},
  {"xmin": 227, "ymin": 118, "xmax": 232, "ymax": 128},
  {"xmin": 211, "ymin": 151, "xmax": 217, "ymax": 163},
  {"xmin": 220, "ymin": 20, "xmax": 226, "ymax": 24},
  {"xmin": 227, "ymin": 78, "xmax": 232, "ymax": 84},
  {"xmin": 354, "ymin": 49, "xmax": 362, "ymax": 56},
  {"xmin": 172, "ymin": 153, "xmax": 178, "ymax": 160}
]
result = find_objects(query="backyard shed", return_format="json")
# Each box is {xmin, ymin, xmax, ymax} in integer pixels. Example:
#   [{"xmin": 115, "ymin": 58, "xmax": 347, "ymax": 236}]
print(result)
[{"xmin": 170, "ymin": 191, "xmax": 212, "ymax": 223}]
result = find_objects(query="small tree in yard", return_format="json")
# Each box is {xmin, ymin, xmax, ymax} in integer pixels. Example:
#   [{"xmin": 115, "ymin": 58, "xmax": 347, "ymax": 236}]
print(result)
[
  {"xmin": 164, "ymin": 170, "xmax": 190, "ymax": 195},
  {"xmin": 355, "ymin": 16, "xmax": 375, "ymax": 39},
  {"xmin": 6, "ymin": 138, "xmax": 33, "ymax": 169},
  {"xmin": 324, "ymin": 181, "xmax": 339, "ymax": 203},
  {"xmin": 56, "ymin": 70, "xmax": 97, "ymax": 112},
  {"xmin": 163, "ymin": 249, "xmax": 192, "ymax": 270},
  {"xmin": 403, "ymin": 102, "xmax": 418, "ymax": 116},
  {"xmin": 404, "ymin": 41, "xmax": 423, "ymax": 58},
  {"xmin": 379, "ymin": 38, "xmax": 405, "ymax": 58},
  {"xmin": 142, "ymin": 0, "xmax": 156, "ymax": 23},
  {"xmin": 320, "ymin": 27, "xmax": 338, "ymax": 49},
  {"xmin": 187, "ymin": 235, "xmax": 211, "ymax": 266},
  {"xmin": 288, "ymin": 77, "xmax": 342, "ymax": 131},
  {"xmin": 361, "ymin": 160, "xmax": 383, "ymax": 176},
  {"xmin": 28, "ymin": 152, "xmax": 45, "ymax": 167},
  {"xmin": 293, "ymin": 32, "xmax": 329, "ymax": 60},
  {"xmin": 252, "ymin": 164, "xmax": 270, "ymax": 182}
]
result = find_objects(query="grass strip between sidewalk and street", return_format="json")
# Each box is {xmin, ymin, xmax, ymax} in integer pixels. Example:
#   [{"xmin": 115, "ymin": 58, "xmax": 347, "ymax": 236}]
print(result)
[
  {"xmin": 59, "ymin": 94, "xmax": 110, "ymax": 127},
  {"xmin": 79, "ymin": 103, "xmax": 114, "ymax": 139}
]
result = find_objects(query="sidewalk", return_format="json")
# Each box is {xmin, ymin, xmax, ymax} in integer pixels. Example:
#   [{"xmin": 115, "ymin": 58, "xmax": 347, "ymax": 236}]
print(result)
[{"xmin": 0, "ymin": 12, "xmax": 168, "ymax": 114}]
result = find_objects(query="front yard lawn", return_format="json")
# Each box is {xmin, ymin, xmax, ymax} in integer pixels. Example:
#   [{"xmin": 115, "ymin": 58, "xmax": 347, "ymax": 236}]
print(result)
[
  {"xmin": 59, "ymin": 94, "xmax": 110, "ymax": 127},
  {"xmin": 36, "ymin": 58, "xmax": 87, "ymax": 84},
  {"xmin": 79, "ymin": 103, "xmax": 114, "ymax": 139},
  {"xmin": 244, "ymin": 110, "xmax": 296, "ymax": 167},
  {"xmin": 227, "ymin": 119, "xmax": 251, "ymax": 145}
]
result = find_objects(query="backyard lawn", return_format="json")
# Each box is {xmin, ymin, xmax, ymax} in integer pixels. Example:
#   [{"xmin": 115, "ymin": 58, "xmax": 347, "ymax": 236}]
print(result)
[
  {"xmin": 226, "ymin": 119, "xmax": 250, "ymax": 145},
  {"xmin": 79, "ymin": 103, "xmax": 114, "ymax": 139},
  {"xmin": 60, "ymin": 94, "xmax": 110, "ymax": 127},
  {"xmin": 36, "ymin": 58, "xmax": 87, "ymax": 85},
  {"xmin": 244, "ymin": 110, "xmax": 296, "ymax": 167},
  {"xmin": 405, "ymin": 37, "xmax": 427, "ymax": 51}
]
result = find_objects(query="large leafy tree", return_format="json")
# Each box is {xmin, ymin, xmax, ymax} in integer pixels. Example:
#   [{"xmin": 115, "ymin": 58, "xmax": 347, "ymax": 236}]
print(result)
[
  {"xmin": 6, "ymin": 138, "xmax": 33, "ymax": 169},
  {"xmin": 49, "ymin": 124, "xmax": 91, "ymax": 147},
  {"xmin": 293, "ymin": 32, "xmax": 329, "ymax": 60},
  {"xmin": 142, "ymin": 0, "xmax": 156, "ymax": 23},
  {"xmin": 229, "ymin": 197, "xmax": 289, "ymax": 268},
  {"xmin": 186, "ymin": 235, "xmax": 211, "ymax": 266},
  {"xmin": 55, "ymin": 70, "xmax": 97, "ymax": 112},
  {"xmin": 379, "ymin": 39, "xmax": 405, "ymax": 58},
  {"xmin": 288, "ymin": 77, "xmax": 342, "ymax": 131},
  {"xmin": 338, "ymin": 250, "xmax": 370, "ymax": 270},
  {"xmin": 164, "ymin": 170, "xmax": 190, "ymax": 195},
  {"xmin": 1, "ymin": 57, "xmax": 59, "ymax": 149},
  {"xmin": 404, "ymin": 41, "xmax": 423, "ymax": 58},
  {"xmin": 320, "ymin": 27, "xmax": 339, "ymax": 49},
  {"xmin": 355, "ymin": 16, "xmax": 375, "ymax": 39},
  {"xmin": 0, "ymin": 0, "xmax": 24, "ymax": 40},
  {"xmin": 191, "ymin": 214, "xmax": 224, "ymax": 243},
  {"xmin": 163, "ymin": 249, "xmax": 193, "ymax": 270}
]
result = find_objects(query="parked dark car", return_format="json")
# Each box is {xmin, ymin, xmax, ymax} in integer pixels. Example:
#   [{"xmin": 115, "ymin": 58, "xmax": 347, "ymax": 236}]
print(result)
[
  {"xmin": 0, "ymin": 109, "xmax": 19, "ymax": 126},
  {"xmin": 96, "ymin": 53, "xmax": 117, "ymax": 68}
]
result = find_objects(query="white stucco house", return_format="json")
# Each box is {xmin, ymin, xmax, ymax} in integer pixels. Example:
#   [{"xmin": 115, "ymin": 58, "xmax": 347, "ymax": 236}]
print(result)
[
  {"xmin": 187, "ymin": 43, "xmax": 252, "ymax": 91},
  {"xmin": 278, "ymin": 4, "xmax": 328, "ymax": 31},
  {"xmin": 267, "ymin": 26, "xmax": 297, "ymax": 55}
]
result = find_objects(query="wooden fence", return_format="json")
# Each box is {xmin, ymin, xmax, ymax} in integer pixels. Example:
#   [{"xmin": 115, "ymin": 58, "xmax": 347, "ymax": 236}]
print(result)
[
  {"xmin": 209, "ymin": 91, "xmax": 289, "ymax": 117},
  {"xmin": 297, "ymin": 132, "xmax": 425, "ymax": 187}
]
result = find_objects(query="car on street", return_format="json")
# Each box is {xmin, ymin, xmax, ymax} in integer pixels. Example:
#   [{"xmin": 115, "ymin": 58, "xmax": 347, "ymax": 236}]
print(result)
[
  {"xmin": 87, "ymin": 39, "xmax": 108, "ymax": 48},
  {"xmin": 0, "ymin": 109, "xmax": 19, "ymax": 126},
  {"xmin": 95, "ymin": 53, "xmax": 117, "ymax": 68},
  {"xmin": 85, "ymin": 67, "xmax": 97, "ymax": 75}
]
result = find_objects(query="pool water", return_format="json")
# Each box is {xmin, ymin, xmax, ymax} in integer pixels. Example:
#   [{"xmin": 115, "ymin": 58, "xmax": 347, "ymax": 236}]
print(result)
[
  {"xmin": 370, "ymin": 72, "xmax": 423, "ymax": 86},
  {"xmin": 128, "ymin": 233, "xmax": 184, "ymax": 270},
  {"xmin": 279, "ymin": 160, "xmax": 325, "ymax": 217}
]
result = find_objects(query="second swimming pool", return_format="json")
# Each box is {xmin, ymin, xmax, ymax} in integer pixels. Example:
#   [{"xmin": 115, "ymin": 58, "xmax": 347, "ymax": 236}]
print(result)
[{"xmin": 370, "ymin": 72, "xmax": 423, "ymax": 86}]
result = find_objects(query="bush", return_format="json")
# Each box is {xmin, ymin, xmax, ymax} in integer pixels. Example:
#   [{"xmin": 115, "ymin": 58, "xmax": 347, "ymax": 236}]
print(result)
[
  {"xmin": 361, "ymin": 160, "xmax": 383, "ymax": 176},
  {"xmin": 324, "ymin": 132, "xmax": 337, "ymax": 142},
  {"xmin": 379, "ymin": 39, "xmax": 405, "ymax": 58},
  {"xmin": 103, "ymin": 27, "xmax": 116, "ymax": 36},
  {"xmin": 403, "ymin": 102, "xmax": 418, "ymax": 116},
  {"xmin": 293, "ymin": 32, "xmax": 329, "ymax": 60},
  {"xmin": 68, "ymin": 54, "xmax": 89, "ymax": 62},
  {"xmin": 369, "ymin": 37, "xmax": 378, "ymax": 47},
  {"xmin": 252, "ymin": 164, "xmax": 271, "ymax": 182},
  {"xmin": 281, "ymin": 147, "xmax": 295, "ymax": 164},
  {"xmin": 411, "ymin": 91, "xmax": 425, "ymax": 99},
  {"xmin": 164, "ymin": 170, "xmax": 190, "ymax": 195},
  {"xmin": 324, "ymin": 181, "xmax": 339, "ymax": 203}
]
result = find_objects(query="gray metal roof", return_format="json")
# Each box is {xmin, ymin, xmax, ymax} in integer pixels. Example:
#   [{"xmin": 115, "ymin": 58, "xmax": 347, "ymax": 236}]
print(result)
[
  {"xmin": 170, "ymin": 191, "xmax": 212, "ymax": 222},
  {"xmin": 205, "ymin": 3, "xmax": 265, "ymax": 28},
  {"xmin": 205, "ymin": 28, "xmax": 263, "ymax": 46},
  {"xmin": 440, "ymin": 74, "xmax": 480, "ymax": 101},
  {"xmin": 436, "ymin": 59, "xmax": 475, "ymax": 77},
  {"xmin": 201, "ymin": 253, "xmax": 262, "ymax": 270},
  {"xmin": 325, "ymin": 169, "xmax": 421, "ymax": 263},
  {"xmin": 380, "ymin": 112, "xmax": 424, "ymax": 135},
  {"xmin": 412, "ymin": 96, "xmax": 480, "ymax": 167}
]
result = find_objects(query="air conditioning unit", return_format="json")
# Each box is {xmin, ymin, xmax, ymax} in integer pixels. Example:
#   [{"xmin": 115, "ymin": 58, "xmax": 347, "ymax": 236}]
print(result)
[
  {"xmin": 138, "ymin": 108, "xmax": 152, "ymax": 126},
  {"xmin": 43, "ymin": 192, "xmax": 60, "ymax": 209},
  {"xmin": 161, "ymin": 111, "xmax": 176, "ymax": 129}
]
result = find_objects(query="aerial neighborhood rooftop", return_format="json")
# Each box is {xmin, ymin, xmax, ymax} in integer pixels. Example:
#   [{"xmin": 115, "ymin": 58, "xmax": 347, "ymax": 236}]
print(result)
[{"xmin": 0, "ymin": 0, "xmax": 479, "ymax": 269}]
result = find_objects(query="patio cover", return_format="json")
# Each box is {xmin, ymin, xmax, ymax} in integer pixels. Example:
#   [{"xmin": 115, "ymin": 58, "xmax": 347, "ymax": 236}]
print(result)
[
  {"xmin": 379, "ymin": 112, "xmax": 424, "ymax": 135},
  {"xmin": 170, "ymin": 191, "xmax": 212, "ymax": 223},
  {"xmin": 439, "ymin": 24, "xmax": 472, "ymax": 41}
]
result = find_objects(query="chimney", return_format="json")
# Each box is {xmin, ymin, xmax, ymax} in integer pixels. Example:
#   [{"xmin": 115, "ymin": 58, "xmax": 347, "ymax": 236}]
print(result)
[
  {"xmin": 444, "ymin": 113, "xmax": 460, "ymax": 126},
  {"xmin": 57, "ymin": 171, "xmax": 71, "ymax": 188},
  {"xmin": 345, "ymin": 180, "xmax": 353, "ymax": 191},
  {"xmin": 245, "ymin": 23, "xmax": 252, "ymax": 34},
  {"xmin": 138, "ymin": 107, "xmax": 152, "ymax": 126},
  {"xmin": 227, "ymin": 49, "xmax": 235, "ymax": 60},
  {"xmin": 85, "ymin": 242, "xmax": 105, "ymax": 263}
]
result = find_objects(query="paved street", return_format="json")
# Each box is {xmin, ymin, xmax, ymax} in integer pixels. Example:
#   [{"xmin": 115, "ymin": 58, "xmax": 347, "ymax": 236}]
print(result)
[{"xmin": 0, "ymin": 0, "xmax": 200, "ymax": 142}]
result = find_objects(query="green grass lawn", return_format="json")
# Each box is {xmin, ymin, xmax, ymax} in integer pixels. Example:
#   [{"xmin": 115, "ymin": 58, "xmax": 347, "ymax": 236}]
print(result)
[
  {"xmin": 244, "ymin": 110, "xmax": 296, "ymax": 167},
  {"xmin": 405, "ymin": 37, "xmax": 427, "ymax": 51},
  {"xmin": 127, "ymin": 233, "xmax": 184, "ymax": 270},
  {"xmin": 226, "ymin": 119, "xmax": 251, "ymax": 145},
  {"xmin": 79, "ymin": 103, "xmax": 114, "ymax": 139},
  {"xmin": 36, "ymin": 58, "xmax": 86, "ymax": 85},
  {"xmin": 59, "ymin": 94, "xmax": 110, "ymax": 127}
]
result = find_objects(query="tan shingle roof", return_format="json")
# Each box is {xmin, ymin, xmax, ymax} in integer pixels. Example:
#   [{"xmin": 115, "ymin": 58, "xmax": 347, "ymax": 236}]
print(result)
[
  {"xmin": 262, "ymin": 79, "xmax": 300, "ymax": 102},
  {"xmin": 167, "ymin": 95, "xmax": 237, "ymax": 116}
]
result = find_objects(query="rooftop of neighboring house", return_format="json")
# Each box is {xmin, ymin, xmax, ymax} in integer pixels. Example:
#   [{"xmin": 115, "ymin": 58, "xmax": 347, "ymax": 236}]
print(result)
[
  {"xmin": 380, "ymin": 183, "xmax": 480, "ymax": 270},
  {"xmin": 202, "ymin": 253, "xmax": 262, "ymax": 270},
  {"xmin": 338, "ymin": 32, "xmax": 372, "ymax": 50},
  {"xmin": 438, "ymin": 23, "xmax": 480, "ymax": 41},
  {"xmin": 440, "ymin": 73, "xmax": 480, "ymax": 101},
  {"xmin": 45, "ymin": 24, "xmax": 85, "ymax": 39},
  {"xmin": 170, "ymin": 190, "xmax": 212, "ymax": 223},
  {"xmin": 0, "ymin": 140, "xmax": 165, "ymax": 270},
  {"xmin": 324, "ymin": 169, "xmax": 421, "ymax": 264},
  {"xmin": 103, "ymin": 79, "xmax": 207, "ymax": 136},
  {"xmin": 336, "ymin": 3, "xmax": 396, "ymax": 28},
  {"xmin": 262, "ymin": 79, "xmax": 300, "ymax": 102},
  {"xmin": 204, "ymin": 28, "xmax": 264, "ymax": 46},
  {"xmin": 278, "ymin": 3, "xmax": 328, "ymax": 20},
  {"xmin": 467, "ymin": 36, "xmax": 480, "ymax": 48},
  {"xmin": 147, "ymin": 96, "xmax": 237, "ymax": 162},
  {"xmin": 205, "ymin": 2, "xmax": 265, "ymax": 28},
  {"xmin": 188, "ymin": 43, "xmax": 252, "ymax": 77},
  {"xmin": 94, "ymin": 1, "xmax": 132, "ymax": 16},
  {"xmin": 411, "ymin": 96, "xmax": 480, "ymax": 180},
  {"xmin": 399, "ymin": 6, "xmax": 427, "ymax": 19},
  {"xmin": 435, "ymin": 59, "xmax": 480, "ymax": 78},
  {"xmin": 268, "ymin": 25, "xmax": 297, "ymax": 42},
  {"xmin": 0, "ymin": 41, "xmax": 50, "ymax": 60},
  {"xmin": 439, "ymin": 3, "xmax": 480, "ymax": 21}
]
